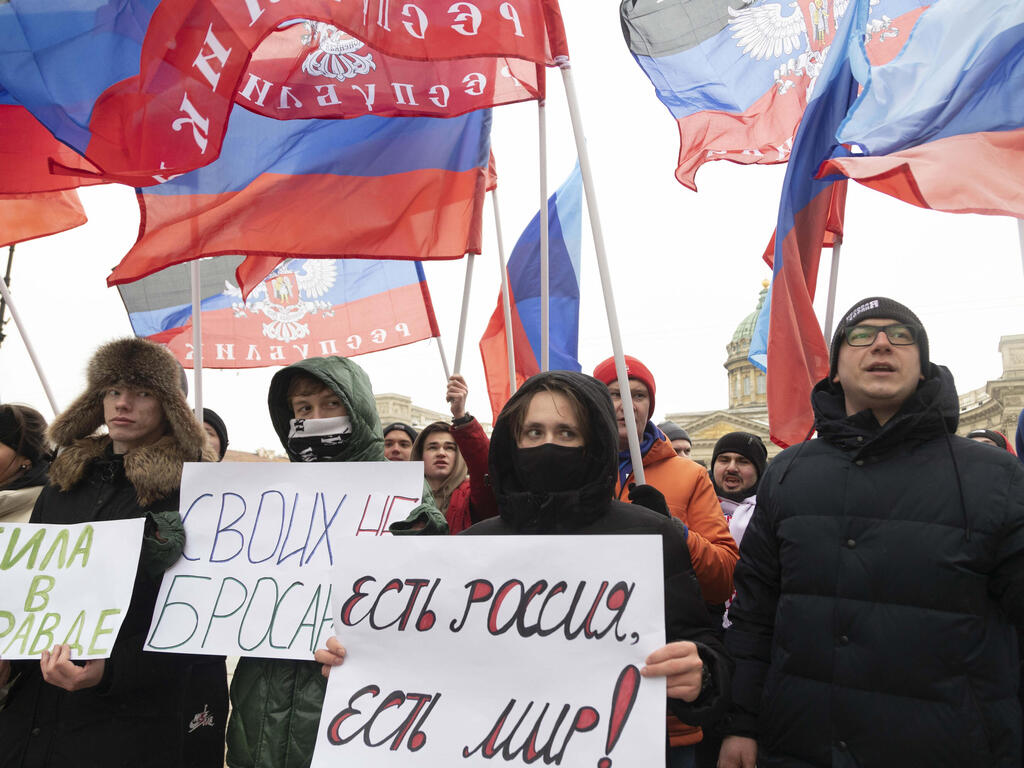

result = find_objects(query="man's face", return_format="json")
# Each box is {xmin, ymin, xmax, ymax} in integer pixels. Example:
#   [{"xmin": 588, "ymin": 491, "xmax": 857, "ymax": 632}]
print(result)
[
  {"xmin": 203, "ymin": 423, "xmax": 222, "ymax": 460},
  {"xmin": 607, "ymin": 379, "xmax": 651, "ymax": 450},
  {"xmin": 104, "ymin": 385, "xmax": 168, "ymax": 454},
  {"xmin": 517, "ymin": 391, "xmax": 585, "ymax": 449},
  {"xmin": 383, "ymin": 430, "xmax": 414, "ymax": 461},
  {"xmin": 713, "ymin": 452, "xmax": 757, "ymax": 496},
  {"xmin": 671, "ymin": 439, "xmax": 692, "ymax": 458},
  {"xmin": 422, "ymin": 430, "xmax": 458, "ymax": 485},
  {"xmin": 970, "ymin": 435, "xmax": 1000, "ymax": 448},
  {"xmin": 834, "ymin": 318, "xmax": 923, "ymax": 423},
  {"xmin": 290, "ymin": 386, "xmax": 347, "ymax": 420}
]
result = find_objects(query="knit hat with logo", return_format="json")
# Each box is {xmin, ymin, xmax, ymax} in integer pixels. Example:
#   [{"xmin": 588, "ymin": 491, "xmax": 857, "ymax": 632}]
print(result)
[{"xmin": 829, "ymin": 296, "xmax": 929, "ymax": 377}]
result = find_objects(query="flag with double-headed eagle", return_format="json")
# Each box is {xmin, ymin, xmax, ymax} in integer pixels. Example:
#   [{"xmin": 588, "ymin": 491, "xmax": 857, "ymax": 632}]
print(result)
[
  {"xmin": 819, "ymin": 0, "xmax": 1024, "ymax": 218},
  {"xmin": 619, "ymin": 0, "xmax": 927, "ymax": 190},
  {"xmin": 0, "ymin": 0, "xmax": 568, "ymax": 187},
  {"xmin": 119, "ymin": 255, "xmax": 441, "ymax": 368}
]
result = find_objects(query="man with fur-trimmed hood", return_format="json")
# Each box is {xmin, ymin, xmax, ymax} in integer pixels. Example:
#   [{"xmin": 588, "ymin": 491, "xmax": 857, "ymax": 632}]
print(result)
[{"xmin": 0, "ymin": 337, "xmax": 224, "ymax": 768}]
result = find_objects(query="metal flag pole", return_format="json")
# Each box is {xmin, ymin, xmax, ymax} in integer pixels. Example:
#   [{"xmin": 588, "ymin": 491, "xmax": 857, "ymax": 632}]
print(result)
[
  {"xmin": 491, "ymin": 188, "xmax": 517, "ymax": 395},
  {"xmin": 452, "ymin": 253, "xmax": 475, "ymax": 374},
  {"xmin": 558, "ymin": 61, "xmax": 645, "ymax": 484},
  {"xmin": 1018, "ymin": 219, "xmax": 1024, "ymax": 278},
  {"xmin": 539, "ymin": 98, "xmax": 550, "ymax": 371},
  {"xmin": 822, "ymin": 236, "xmax": 843, "ymax": 349},
  {"xmin": 436, "ymin": 336, "xmax": 452, "ymax": 380},
  {"xmin": 0, "ymin": 270, "xmax": 60, "ymax": 415},
  {"xmin": 0, "ymin": 245, "xmax": 14, "ymax": 350},
  {"xmin": 190, "ymin": 260, "xmax": 204, "ymax": 418}
]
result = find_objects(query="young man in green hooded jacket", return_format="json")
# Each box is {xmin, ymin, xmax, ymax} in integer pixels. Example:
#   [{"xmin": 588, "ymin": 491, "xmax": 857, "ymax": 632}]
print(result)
[{"xmin": 226, "ymin": 356, "xmax": 439, "ymax": 768}]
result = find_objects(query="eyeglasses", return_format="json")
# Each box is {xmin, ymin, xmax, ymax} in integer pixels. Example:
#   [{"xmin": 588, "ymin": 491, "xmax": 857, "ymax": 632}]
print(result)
[{"xmin": 843, "ymin": 323, "xmax": 918, "ymax": 347}]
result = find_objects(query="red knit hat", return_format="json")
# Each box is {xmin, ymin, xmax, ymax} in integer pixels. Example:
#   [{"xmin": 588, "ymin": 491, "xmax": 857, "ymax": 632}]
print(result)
[{"xmin": 592, "ymin": 355, "xmax": 656, "ymax": 415}]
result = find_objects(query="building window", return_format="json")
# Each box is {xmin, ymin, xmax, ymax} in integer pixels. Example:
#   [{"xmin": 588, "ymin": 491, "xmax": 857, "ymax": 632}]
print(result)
[
  {"xmin": 743, "ymin": 377, "xmax": 751, "ymax": 396},
  {"xmin": 757, "ymin": 374, "xmax": 766, "ymax": 394}
]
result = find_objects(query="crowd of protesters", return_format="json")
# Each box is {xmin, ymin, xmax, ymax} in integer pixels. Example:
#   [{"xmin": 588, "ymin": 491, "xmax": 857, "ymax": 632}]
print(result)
[{"xmin": 2, "ymin": 295, "xmax": 1024, "ymax": 768}]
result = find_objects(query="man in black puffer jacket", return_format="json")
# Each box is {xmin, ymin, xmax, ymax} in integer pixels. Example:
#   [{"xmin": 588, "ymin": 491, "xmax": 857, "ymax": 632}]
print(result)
[{"xmin": 719, "ymin": 297, "xmax": 1024, "ymax": 768}]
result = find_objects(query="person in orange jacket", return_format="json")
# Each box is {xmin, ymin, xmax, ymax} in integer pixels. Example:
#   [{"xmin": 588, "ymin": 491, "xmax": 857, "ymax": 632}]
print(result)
[
  {"xmin": 592, "ymin": 355, "xmax": 738, "ymax": 605},
  {"xmin": 594, "ymin": 355, "xmax": 738, "ymax": 764}
]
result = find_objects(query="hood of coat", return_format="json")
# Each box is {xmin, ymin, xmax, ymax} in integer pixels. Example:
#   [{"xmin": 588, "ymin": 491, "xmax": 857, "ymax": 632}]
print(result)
[
  {"xmin": 267, "ymin": 356, "xmax": 385, "ymax": 463},
  {"xmin": 487, "ymin": 371, "xmax": 618, "ymax": 531},
  {"xmin": 812, "ymin": 362, "xmax": 959, "ymax": 454}
]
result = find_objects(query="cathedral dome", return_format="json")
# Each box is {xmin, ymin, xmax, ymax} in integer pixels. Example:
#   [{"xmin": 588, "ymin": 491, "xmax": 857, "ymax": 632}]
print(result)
[{"xmin": 729, "ymin": 281, "xmax": 769, "ymax": 355}]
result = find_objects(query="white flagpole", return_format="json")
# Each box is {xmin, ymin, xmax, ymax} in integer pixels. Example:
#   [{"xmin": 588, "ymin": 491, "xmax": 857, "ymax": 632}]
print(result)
[
  {"xmin": 822, "ymin": 236, "xmax": 843, "ymax": 349},
  {"xmin": 0, "ymin": 276, "xmax": 59, "ymax": 415},
  {"xmin": 190, "ymin": 260, "xmax": 204, "ymax": 419},
  {"xmin": 491, "ymin": 188, "xmax": 517, "ymax": 395},
  {"xmin": 436, "ymin": 336, "xmax": 452, "ymax": 381},
  {"xmin": 1017, "ymin": 219, "xmax": 1024, "ymax": 277},
  {"xmin": 539, "ymin": 99, "xmax": 550, "ymax": 371},
  {"xmin": 452, "ymin": 253, "xmax": 475, "ymax": 374},
  {"xmin": 558, "ymin": 61, "xmax": 645, "ymax": 484}
]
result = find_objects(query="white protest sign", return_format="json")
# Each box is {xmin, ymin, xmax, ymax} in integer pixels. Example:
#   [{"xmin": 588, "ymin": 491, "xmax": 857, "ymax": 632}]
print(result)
[
  {"xmin": 0, "ymin": 519, "xmax": 144, "ymax": 660},
  {"xmin": 312, "ymin": 535, "xmax": 666, "ymax": 768},
  {"xmin": 145, "ymin": 461, "xmax": 424, "ymax": 659}
]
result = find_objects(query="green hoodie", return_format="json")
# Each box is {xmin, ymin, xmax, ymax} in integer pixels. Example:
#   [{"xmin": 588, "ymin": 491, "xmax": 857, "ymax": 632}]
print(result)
[{"xmin": 226, "ymin": 356, "xmax": 438, "ymax": 768}]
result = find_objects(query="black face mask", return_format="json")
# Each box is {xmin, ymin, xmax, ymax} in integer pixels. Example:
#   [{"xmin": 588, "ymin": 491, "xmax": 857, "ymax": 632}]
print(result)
[
  {"xmin": 287, "ymin": 416, "xmax": 352, "ymax": 462},
  {"xmin": 514, "ymin": 444, "xmax": 589, "ymax": 493}
]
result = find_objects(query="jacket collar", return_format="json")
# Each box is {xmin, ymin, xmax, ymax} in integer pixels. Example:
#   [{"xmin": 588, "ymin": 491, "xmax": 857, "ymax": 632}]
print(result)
[
  {"xmin": 50, "ymin": 434, "xmax": 196, "ymax": 507},
  {"xmin": 812, "ymin": 363, "xmax": 959, "ymax": 457}
]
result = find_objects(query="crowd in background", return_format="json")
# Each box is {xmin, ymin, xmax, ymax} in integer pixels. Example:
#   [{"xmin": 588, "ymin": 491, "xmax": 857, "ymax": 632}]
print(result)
[{"xmin": 2, "ymin": 295, "xmax": 1024, "ymax": 768}]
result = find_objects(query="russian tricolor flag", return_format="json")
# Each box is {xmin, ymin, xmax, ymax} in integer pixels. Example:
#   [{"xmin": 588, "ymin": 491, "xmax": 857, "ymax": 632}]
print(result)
[
  {"xmin": 748, "ymin": 0, "xmax": 875, "ymax": 448},
  {"xmin": 107, "ymin": 106, "xmax": 492, "ymax": 291},
  {"xmin": 479, "ymin": 164, "xmax": 583, "ymax": 421}
]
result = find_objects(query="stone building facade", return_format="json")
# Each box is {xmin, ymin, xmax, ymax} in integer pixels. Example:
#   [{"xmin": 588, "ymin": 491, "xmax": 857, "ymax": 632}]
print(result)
[
  {"xmin": 957, "ymin": 334, "xmax": 1024, "ymax": 441},
  {"xmin": 374, "ymin": 393, "xmax": 452, "ymax": 430},
  {"xmin": 665, "ymin": 286, "xmax": 1024, "ymax": 466}
]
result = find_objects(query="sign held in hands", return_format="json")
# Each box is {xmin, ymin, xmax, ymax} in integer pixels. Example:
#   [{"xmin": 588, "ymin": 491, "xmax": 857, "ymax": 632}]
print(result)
[
  {"xmin": 0, "ymin": 519, "xmax": 144, "ymax": 660},
  {"xmin": 313, "ymin": 535, "xmax": 666, "ymax": 768},
  {"xmin": 145, "ymin": 461, "xmax": 424, "ymax": 659}
]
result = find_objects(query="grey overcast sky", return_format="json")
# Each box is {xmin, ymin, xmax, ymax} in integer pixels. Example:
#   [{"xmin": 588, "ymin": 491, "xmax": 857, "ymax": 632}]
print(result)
[{"xmin": 2, "ymin": 0, "xmax": 1022, "ymax": 453}]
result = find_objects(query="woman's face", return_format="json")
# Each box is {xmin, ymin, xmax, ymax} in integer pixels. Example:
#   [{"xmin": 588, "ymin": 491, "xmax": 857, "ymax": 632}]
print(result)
[
  {"xmin": 0, "ymin": 442, "xmax": 29, "ymax": 485},
  {"xmin": 517, "ymin": 391, "xmax": 585, "ymax": 449},
  {"xmin": 422, "ymin": 430, "xmax": 458, "ymax": 485}
]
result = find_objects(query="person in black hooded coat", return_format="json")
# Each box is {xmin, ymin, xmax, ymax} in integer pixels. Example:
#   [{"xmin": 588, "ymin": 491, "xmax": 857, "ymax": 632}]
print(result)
[
  {"xmin": 316, "ymin": 370, "xmax": 732, "ymax": 762},
  {"xmin": 720, "ymin": 298, "xmax": 1024, "ymax": 768},
  {"xmin": 462, "ymin": 370, "xmax": 732, "ymax": 754}
]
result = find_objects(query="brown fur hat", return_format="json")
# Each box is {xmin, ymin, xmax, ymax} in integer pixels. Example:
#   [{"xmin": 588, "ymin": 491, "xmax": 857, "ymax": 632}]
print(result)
[{"xmin": 48, "ymin": 338, "xmax": 212, "ymax": 505}]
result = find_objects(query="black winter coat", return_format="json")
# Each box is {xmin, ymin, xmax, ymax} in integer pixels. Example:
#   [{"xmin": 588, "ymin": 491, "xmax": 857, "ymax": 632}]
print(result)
[
  {"xmin": 0, "ymin": 441, "xmax": 226, "ymax": 768},
  {"xmin": 466, "ymin": 370, "xmax": 732, "ymax": 729},
  {"xmin": 726, "ymin": 365, "xmax": 1024, "ymax": 767}
]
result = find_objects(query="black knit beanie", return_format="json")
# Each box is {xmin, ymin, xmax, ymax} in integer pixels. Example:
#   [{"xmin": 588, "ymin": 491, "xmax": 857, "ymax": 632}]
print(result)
[
  {"xmin": 658, "ymin": 421, "xmax": 690, "ymax": 444},
  {"xmin": 383, "ymin": 422, "xmax": 418, "ymax": 442},
  {"xmin": 202, "ymin": 407, "xmax": 230, "ymax": 460},
  {"xmin": 711, "ymin": 431, "xmax": 768, "ymax": 481},
  {"xmin": 829, "ymin": 297, "xmax": 929, "ymax": 377}
]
